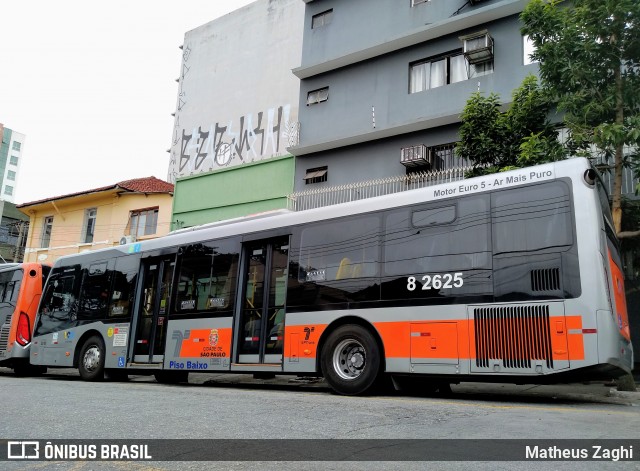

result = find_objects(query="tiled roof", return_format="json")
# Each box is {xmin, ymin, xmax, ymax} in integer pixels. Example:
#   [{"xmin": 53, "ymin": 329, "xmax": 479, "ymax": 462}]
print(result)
[
  {"xmin": 116, "ymin": 176, "xmax": 175, "ymax": 194},
  {"xmin": 17, "ymin": 176, "xmax": 174, "ymax": 208}
]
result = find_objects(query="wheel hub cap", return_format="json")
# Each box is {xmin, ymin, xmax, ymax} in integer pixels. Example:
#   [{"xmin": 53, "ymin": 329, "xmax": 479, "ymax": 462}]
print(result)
[
  {"xmin": 333, "ymin": 339, "xmax": 366, "ymax": 381},
  {"xmin": 83, "ymin": 346, "xmax": 100, "ymax": 372}
]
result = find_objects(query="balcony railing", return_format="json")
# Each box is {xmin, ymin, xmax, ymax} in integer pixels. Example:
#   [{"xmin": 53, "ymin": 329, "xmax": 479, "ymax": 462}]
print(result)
[{"xmin": 287, "ymin": 166, "xmax": 472, "ymax": 211}]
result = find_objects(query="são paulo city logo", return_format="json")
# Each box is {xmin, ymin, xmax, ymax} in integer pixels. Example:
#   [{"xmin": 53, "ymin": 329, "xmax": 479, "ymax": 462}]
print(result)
[{"xmin": 209, "ymin": 329, "xmax": 219, "ymax": 347}]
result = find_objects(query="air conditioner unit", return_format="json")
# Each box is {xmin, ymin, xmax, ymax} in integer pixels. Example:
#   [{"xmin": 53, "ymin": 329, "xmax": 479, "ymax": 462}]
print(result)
[
  {"xmin": 400, "ymin": 144, "xmax": 431, "ymax": 168},
  {"xmin": 460, "ymin": 30, "xmax": 494, "ymax": 64},
  {"xmin": 119, "ymin": 235, "xmax": 136, "ymax": 245}
]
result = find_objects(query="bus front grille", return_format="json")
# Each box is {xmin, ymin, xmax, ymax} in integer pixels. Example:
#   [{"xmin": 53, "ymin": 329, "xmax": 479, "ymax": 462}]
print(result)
[{"xmin": 473, "ymin": 305, "xmax": 553, "ymax": 369}]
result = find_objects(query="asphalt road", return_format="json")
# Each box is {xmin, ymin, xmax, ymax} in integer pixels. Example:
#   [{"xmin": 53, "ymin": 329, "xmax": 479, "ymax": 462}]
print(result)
[{"xmin": 1, "ymin": 368, "xmax": 639, "ymax": 470}]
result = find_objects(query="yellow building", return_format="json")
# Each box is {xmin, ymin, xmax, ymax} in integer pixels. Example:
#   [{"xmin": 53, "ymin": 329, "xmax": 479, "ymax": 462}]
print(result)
[{"xmin": 17, "ymin": 177, "xmax": 174, "ymax": 264}]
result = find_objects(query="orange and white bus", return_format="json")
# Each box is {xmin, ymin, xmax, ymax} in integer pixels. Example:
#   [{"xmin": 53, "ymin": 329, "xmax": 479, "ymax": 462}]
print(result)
[
  {"xmin": 29, "ymin": 158, "xmax": 633, "ymax": 394},
  {"xmin": 0, "ymin": 262, "xmax": 50, "ymax": 375}
]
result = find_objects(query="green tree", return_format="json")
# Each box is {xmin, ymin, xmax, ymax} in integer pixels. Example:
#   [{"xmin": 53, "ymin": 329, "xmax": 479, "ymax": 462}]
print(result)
[
  {"xmin": 457, "ymin": 75, "xmax": 561, "ymax": 174},
  {"xmin": 456, "ymin": 91, "xmax": 505, "ymax": 175},
  {"xmin": 507, "ymin": 75, "xmax": 564, "ymax": 167},
  {"xmin": 521, "ymin": 0, "xmax": 640, "ymax": 237}
]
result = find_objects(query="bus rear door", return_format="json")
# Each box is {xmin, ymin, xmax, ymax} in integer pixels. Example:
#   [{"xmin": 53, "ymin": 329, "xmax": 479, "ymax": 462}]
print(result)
[{"xmin": 236, "ymin": 237, "xmax": 289, "ymax": 365}]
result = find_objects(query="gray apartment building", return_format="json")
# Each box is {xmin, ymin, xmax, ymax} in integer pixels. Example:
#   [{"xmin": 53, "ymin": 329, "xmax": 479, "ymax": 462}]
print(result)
[
  {"xmin": 287, "ymin": 0, "xmax": 639, "ymax": 366},
  {"xmin": 290, "ymin": 0, "xmax": 535, "ymax": 191}
]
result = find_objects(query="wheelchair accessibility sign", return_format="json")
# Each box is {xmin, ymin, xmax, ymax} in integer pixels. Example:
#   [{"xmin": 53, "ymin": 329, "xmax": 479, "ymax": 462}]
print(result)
[{"xmin": 118, "ymin": 357, "xmax": 125, "ymax": 368}]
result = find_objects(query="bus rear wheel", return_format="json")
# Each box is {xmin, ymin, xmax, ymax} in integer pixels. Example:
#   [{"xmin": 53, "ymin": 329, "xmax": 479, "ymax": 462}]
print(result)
[
  {"xmin": 321, "ymin": 324, "xmax": 381, "ymax": 396},
  {"xmin": 78, "ymin": 335, "xmax": 105, "ymax": 381}
]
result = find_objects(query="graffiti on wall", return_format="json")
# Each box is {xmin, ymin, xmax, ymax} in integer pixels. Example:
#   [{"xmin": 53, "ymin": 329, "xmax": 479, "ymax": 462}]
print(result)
[
  {"xmin": 168, "ymin": 42, "xmax": 300, "ymax": 182},
  {"xmin": 170, "ymin": 105, "xmax": 300, "ymax": 179}
]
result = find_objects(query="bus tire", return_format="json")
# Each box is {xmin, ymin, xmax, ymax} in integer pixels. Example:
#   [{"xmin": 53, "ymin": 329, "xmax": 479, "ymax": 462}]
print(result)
[
  {"xmin": 154, "ymin": 371, "xmax": 189, "ymax": 384},
  {"xmin": 321, "ymin": 324, "xmax": 381, "ymax": 396},
  {"xmin": 78, "ymin": 335, "xmax": 105, "ymax": 381}
]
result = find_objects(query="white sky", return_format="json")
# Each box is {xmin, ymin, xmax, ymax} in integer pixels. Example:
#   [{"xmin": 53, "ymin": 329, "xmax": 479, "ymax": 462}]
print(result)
[{"xmin": 0, "ymin": 0, "xmax": 256, "ymax": 204}]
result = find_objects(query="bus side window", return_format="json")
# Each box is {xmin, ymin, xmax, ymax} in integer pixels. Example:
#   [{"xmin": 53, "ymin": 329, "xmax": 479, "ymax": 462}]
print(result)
[
  {"xmin": 382, "ymin": 195, "xmax": 492, "ymax": 300},
  {"xmin": 492, "ymin": 182, "xmax": 572, "ymax": 254},
  {"xmin": 174, "ymin": 240, "xmax": 239, "ymax": 315},
  {"xmin": 298, "ymin": 216, "xmax": 380, "ymax": 283},
  {"xmin": 78, "ymin": 262, "xmax": 112, "ymax": 321},
  {"xmin": 294, "ymin": 215, "xmax": 381, "ymax": 307},
  {"xmin": 491, "ymin": 180, "xmax": 578, "ymax": 300},
  {"xmin": 108, "ymin": 255, "xmax": 140, "ymax": 318}
]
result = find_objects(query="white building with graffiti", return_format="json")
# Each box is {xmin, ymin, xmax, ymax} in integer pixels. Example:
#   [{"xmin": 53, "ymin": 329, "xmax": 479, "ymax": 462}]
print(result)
[{"xmin": 168, "ymin": 0, "xmax": 304, "ymax": 183}]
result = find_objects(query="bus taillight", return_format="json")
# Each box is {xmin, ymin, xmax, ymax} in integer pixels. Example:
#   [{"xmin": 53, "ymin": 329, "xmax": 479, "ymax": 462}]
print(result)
[{"xmin": 16, "ymin": 312, "xmax": 31, "ymax": 346}]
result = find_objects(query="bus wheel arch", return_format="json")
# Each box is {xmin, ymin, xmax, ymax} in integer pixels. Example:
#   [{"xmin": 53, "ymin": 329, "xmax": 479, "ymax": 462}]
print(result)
[
  {"xmin": 75, "ymin": 331, "xmax": 106, "ymax": 381},
  {"xmin": 317, "ymin": 318, "xmax": 385, "ymax": 395}
]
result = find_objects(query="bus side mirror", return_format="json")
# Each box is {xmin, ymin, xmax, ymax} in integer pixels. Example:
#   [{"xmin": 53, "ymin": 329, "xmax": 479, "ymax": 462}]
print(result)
[{"xmin": 584, "ymin": 169, "xmax": 596, "ymax": 186}]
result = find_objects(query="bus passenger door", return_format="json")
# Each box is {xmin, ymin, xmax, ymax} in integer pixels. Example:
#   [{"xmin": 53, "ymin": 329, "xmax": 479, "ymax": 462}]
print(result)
[
  {"xmin": 236, "ymin": 237, "xmax": 289, "ymax": 365},
  {"xmin": 132, "ymin": 257, "xmax": 174, "ymax": 363}
]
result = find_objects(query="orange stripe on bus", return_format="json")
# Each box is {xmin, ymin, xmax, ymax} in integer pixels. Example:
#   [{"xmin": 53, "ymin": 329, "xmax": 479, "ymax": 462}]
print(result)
[
  {"xmin": 281, "ymin": 317, "xmax": 587, "ymax": 363},
  {"xmin": 608, "ymin": 250, "xmax": 631, "ymax": 341},
  {"xmin": 375, "ymin": 317, "xmax": 585, "ymax": 361},
  {"xmin": 374, "ymin": 322, "xmax": 411, "ymax": 358},
  {"xmin": 178, "ymin": 328, "xmax": 232, "ymax": 358},
  {"xmin": 284, "ymin": 324, "xmax": 326, "ymax": 360},
  {"xmin": 565, "ymin": 316, "xmax": 585, "ymax": 361}
]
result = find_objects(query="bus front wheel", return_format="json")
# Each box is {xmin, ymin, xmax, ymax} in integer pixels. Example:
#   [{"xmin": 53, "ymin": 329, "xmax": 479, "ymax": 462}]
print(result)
[
  {"xmin": 78, "ymin": 335, "xmax": 105, "ymax": 381},
  {"xmin": 321, "ymin": 324, "xmax": 381, "ymax": 396}
]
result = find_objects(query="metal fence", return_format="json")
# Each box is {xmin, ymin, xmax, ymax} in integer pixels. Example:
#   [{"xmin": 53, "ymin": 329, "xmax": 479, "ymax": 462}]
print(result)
[{"xmin": 287, "ymin": 166, "xmax": 473, "ymax": 211}]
